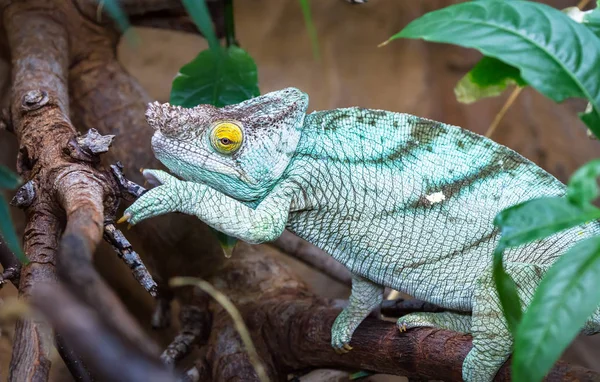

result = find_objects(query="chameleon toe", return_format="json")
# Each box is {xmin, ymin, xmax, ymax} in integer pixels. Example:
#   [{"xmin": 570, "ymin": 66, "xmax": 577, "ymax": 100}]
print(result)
[{"xmin": 117, "ymin": 213, "xmax": 131, "ymax": 224}]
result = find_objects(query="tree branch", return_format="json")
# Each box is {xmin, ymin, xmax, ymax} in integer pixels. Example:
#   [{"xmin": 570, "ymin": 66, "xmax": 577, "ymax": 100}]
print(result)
[
  {"xmin": 32, "ymin": 281, "xmax": 175, "ymax": 382},
  {"xmin": 3, "ymin": 3, "xmax": 161, "ymax": 380},
  {"xmin": 204, "ymin": 243, "xmax": 599, "ymax": 382}
]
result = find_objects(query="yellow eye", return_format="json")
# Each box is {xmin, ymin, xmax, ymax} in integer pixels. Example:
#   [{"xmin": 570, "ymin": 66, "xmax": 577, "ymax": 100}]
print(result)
[{"xmin": 210, "ymin": 121, "xmax": 243, "ymax": 154}]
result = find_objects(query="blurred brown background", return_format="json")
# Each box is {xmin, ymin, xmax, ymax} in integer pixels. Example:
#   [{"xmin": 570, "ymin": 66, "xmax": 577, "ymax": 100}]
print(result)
[{"xmin": 1, "ymin": 0, "xmax": 599, "ymax": 380}]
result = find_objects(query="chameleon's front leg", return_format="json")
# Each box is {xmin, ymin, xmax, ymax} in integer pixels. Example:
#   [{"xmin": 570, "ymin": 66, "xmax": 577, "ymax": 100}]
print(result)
[
  {"xmin": 122, "ymin": 170, "xmax": 292, "ymax": 244},
  {"xmin": 331, "ymin": 274, "xmax": 383, "ymax": 353}
]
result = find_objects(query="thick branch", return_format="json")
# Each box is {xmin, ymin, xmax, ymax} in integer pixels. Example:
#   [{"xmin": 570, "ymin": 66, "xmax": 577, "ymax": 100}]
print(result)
[
  {"xmin": 4, "ymin": 5, "xmax": 72, "ymax": 379},
  {"xmin": 205, "ymin": 243, "xmax": 599, "ymax": 382},
  {"xmin": 4, "ymin": 3, "xmax": 160, "ymax": 380}
]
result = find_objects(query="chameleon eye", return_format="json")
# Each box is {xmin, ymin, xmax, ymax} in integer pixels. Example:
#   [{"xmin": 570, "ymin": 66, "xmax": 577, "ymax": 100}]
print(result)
[{"xmin": 210, "ymin": 121, "xmax": 243, "ymax": 154}]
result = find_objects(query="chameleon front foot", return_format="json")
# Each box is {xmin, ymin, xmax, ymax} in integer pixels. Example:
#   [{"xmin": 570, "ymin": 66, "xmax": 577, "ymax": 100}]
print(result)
[{"xmin": 119, "ymin": 169, "xmax": 186, "ymax": 225}]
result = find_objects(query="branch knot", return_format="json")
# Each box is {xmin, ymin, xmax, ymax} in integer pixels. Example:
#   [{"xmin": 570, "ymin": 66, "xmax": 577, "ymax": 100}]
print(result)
[{"xmin": 21, "ymin": 90, "xmax": 49, "ymax": 111}]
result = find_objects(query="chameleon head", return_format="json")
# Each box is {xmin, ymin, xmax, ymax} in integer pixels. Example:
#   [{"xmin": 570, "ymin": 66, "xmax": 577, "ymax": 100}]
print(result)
[{"xmin": 145, "ymin": 88, "xmax": 309, "ymax": 201}]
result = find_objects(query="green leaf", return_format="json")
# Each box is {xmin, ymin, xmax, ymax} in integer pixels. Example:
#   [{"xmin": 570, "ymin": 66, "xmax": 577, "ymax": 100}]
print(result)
[
  {"xmin": 100, "ymin": 0, "xmax": 131, "ymax": 33},
  {"xmin": 99, "ymin": 0, "xmax": 137, "ymax": 45},
  {"xmin": 512, "ymin": 235, "xmax": 600, "ymax": 382},
  {"xmin": 494, "ymin": 197, "xmax": 600, "ymax": 248},
  {"xmin": 387, "ymin": 0, "xmax": 600, "ymax": 138},
  {"xmin": 181, "ymin": 0, "xmax": 220, "ymax": 53},
  {"xmin": 170, "ymin": 45, "xmax": 260, "ymax": 108},
  {"xmin": 567, "ymin": 159, "xmax": 600, "ymax": 205},
  {"xmin": 455, "ymin": 57, "xmax": 526, "ymax": 103},
  {"xmin": 0, "ymin": 195, "xmax": 27, "ymax": 264},
  {"xmin": 492, "ymin": 246, "xmax": 522, "ymax": 334},
  {"xmin": 298, "ymin": 0, "xmax": 320, "ymax": 60},
  {"xmin": 0, "ymin": 166, "xmax": 21, "ymax": 190}
]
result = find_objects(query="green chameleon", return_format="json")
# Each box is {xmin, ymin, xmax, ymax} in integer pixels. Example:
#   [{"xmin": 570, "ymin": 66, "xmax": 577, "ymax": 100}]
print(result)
[{"xmin": 120, "ymin": 88, "xmax": 600, "ymax": 381}]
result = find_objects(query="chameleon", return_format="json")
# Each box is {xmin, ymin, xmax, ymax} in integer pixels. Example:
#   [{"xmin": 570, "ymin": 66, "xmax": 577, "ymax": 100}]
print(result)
[{"xmin": 120, "ymin": 88, "xmax": 600, "ymax": 381}]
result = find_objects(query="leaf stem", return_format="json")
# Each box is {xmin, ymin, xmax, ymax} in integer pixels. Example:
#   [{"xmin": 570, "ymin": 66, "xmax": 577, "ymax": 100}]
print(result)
[
  {"xmin": 299, "ymin": 0, "xmax": 320, "ymax": 60},
  {"xmin": 225, "ymin": 0, "xmax": 238, "ymax": 47},
  {"xmin": 485, "ymin": 86, "xmax": 523, "ymax": 138}
]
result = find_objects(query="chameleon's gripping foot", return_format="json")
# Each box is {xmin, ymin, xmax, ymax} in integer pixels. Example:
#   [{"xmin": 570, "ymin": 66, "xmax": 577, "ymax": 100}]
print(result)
[
  {"xmin": 333, "ymin": 343, "xmax": 353, "ymax": 354},
  {"xmin": 398, "ymin": 322, "xmax": 408, "ymax": 333},
  {"xmin": 117, "ymin": 212, "xmax": 131, "ymax": 224}
]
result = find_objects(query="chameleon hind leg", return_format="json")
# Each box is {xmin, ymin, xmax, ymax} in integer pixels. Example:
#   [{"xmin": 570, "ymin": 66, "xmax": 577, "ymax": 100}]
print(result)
[
  {"xmin": 397, "ymin": 311, "xmax": 472, "ymax": 333},
  {"xmin": 464, "ymin": 262, "xmax": 546, "ymax": 382},
  {"xmin": 331, "ymin": 274, "xmax": 384, "ymax": 353}
]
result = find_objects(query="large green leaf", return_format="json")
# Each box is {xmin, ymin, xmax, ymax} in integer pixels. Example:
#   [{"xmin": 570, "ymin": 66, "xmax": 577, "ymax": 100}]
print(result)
[
  {"xmin": 512, "ymin": 236, "xmax": 600, "ymax": 382},
  {"xmin": 387, "ymin": 0, "xmax": 600, "ymax": 138},
  {"xmin": 170, "ymin": 45, "xmax": 259, "ymax": 108},
  {"xmin": 455, "ymin": 57, "xmax": 526, "ymax": 103},
  {"xmin": 494, "ymin": 197, "xmax": 600, "ymax": 248}
]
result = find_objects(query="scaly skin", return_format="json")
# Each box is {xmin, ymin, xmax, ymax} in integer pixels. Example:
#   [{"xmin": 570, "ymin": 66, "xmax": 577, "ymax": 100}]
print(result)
[{"xmin": 123, "ymin": 88, "xmax": 600, "ymax": 381}]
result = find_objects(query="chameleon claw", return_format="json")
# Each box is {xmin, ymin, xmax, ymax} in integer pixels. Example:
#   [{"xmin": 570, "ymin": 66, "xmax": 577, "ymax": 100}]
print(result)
[
  {"xmin": 398, "ymin": 322, "xmax": 408, "ymax": 333},
  {"xmin": 343, "ymin": 344, "xmax": 353, "ymax": 351},
  {"xmin": 127, "ymin": 224, "xmax": 132, "ymax": 230},
  {"xmin": 139, "ymin": 167, "xmax": 145, "ymax": 174},
  {"xmin": 117, "ymin": 213, "xmax": 131, "ymax": 224}
]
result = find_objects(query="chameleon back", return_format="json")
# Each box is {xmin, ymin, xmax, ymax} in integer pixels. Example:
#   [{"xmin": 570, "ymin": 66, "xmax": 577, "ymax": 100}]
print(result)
[{"xmin": 284, "ymin": 108, "xmax": 599, "ymax": 310}]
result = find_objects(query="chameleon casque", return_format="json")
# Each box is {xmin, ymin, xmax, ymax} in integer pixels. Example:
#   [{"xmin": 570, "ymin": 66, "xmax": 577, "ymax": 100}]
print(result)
[{"xmin": 121, "ymin": 88, "xmax": 600, "ymax": 381}]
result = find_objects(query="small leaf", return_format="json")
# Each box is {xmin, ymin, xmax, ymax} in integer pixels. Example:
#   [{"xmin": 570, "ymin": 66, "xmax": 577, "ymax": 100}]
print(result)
[
  {"xmin": 170, "ymin": 45, "xmax": 260, "ymax": 108},
  {"xmin": 492, "ymin": 246, "xmax": 522, "ymax": 334},
  {"xmin": 512, "ymin": 235, "xmax": 600, "ymax": 382},
  {"xmin": 0, "ymin": 166, "xmax": 21, "ymax": 189},
  {"xmin": 0, "ymin": 195, "xmax": 27, "ymax": 264},
  {"xmin": 386, "ymin": 0, "xmax": 600, "ymax": 138},
  {"xmin": 181, "ymin": 0, "xmax": 220, "ymax": 53},
  {"xmin": 566, "ymin": 158, "xmax": 600, "ymax": 205},
  {"xmin": 494, "ymin": 197, "xmax": 600, "ymax": 248},
  {"xmin": 455, "ymin": 57, "xmax": 526, "ymax": 104}
]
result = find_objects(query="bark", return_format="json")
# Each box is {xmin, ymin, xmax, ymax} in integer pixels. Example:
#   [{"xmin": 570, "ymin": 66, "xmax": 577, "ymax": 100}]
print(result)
[{"xmin": 32, "ymin": 282, "xmax": 175, "ymax": 382}]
